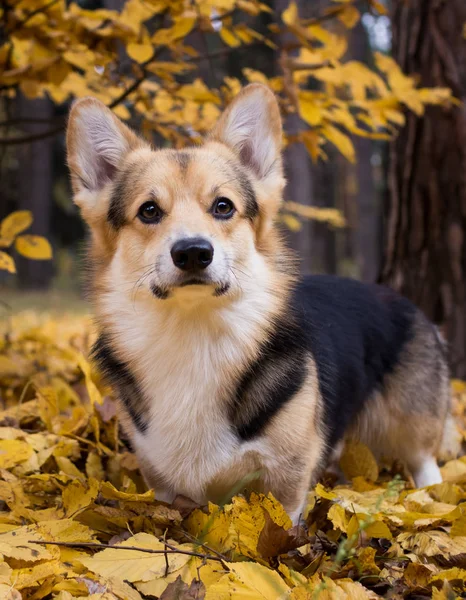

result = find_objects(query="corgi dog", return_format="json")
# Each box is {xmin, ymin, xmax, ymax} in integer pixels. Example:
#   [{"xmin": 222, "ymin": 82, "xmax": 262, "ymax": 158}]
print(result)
[{"xmin": 67, "ymin": 83, "xmax": 451, "ymax": 523}]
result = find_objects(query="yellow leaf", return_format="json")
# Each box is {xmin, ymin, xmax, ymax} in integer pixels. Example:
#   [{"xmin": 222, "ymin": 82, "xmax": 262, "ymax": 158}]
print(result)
[
  {"xmin": 220, "ymin": 28, "xmax": 241, "ymax": 48},
  {"xmin": 0, "ymin": 251, "xmax": 15, "ymax": 274},
  {"xmin": 100, "ymin": 480, "xmax": 154, "ymax": 502},
  {"xmin": 177, "ymin": 79, "xmax": 221, "ymax": 104},
  {"xmin": 86, "ymin": 451, "xmax": 105, "ymax": 480},
  {"xmin": 56, "ymin": 455, "xmax": 85, "ymax": 479},
  {"xmin": 370, "ymin": 0, "xmax": 388, "ymax": 15},
  {"xmin": 152, "ymin": 16, "xmax": 196, "ymax": 45},
  {"xmin": 451, "ymin": 379, "xmax": 466, "ymax": 393},
  {"xmin": 0, "ymin": 526, "xmax": 53, "ymax": 562},
  {"xmin": 185, "ymin": 503, "xmax": 232, "ymax": 553},
  {"xmin": 0, "ymin": 210, "xmax": 32, "ymax": 246},
  {"xmin": 205, "ymin": 562, "xmax": 291, "ymax": 600},
  {"xmin": 0, "ymin": 439, "xmax": 33, "ymax": 469},
  {"xmin": 113, "ymin": 104, "xmax": 131, "ymax": 120},
  {"xmin": 431, "ymin": 567, "xmax": 466, "ymax": 583},
  {"xmin": 323, "ymin": 124, "xmax": 356, "ymax": 163},
  {"xmin": 0, "ymin": 584, "xmax": 21, "ymax": 600},
  {"xmin": 80, "ymin": 532, "xmax": 192, "ymax": 582},
  {"xmin": 63, "ymin": 49, "xmax": 95, "ymax": 71},
  {"xmin": 364, "ymin": 520, "xmax": 392, "ymax": 540},
  {"xmin": 328, "ymin": 504, "xmax": 349, "ymax": 533},
  {"xmin": 12, "ymin": 559, "xmax": 60, "ymax": 590},
  {"xmin": 441, "ymin": 458, "xmax": 466, "ymax": 483},
  {"xmin": 397, "ymin": 530, "xmax": 466, "ymax": 559},
  {"xmin": 337, "ymin": 6, "xmax": 360, "ymax": 28},
  {"xmin": 36, "ymin": 519, "xmax": 96, "ymax": 543},
  {"xmin": 301, "ymin": 130, "xmax": 320, "ymax": 163},
  {"xmin": 15, "ymin": 235, "xmax": 52, "ymax": 260},
  {"xmin": 62, "ymin": 478, "xmax": 100, "ymax": 517},
  {"xmin": 298, "ymin": 95, "xmax": 322, "ymax": 126},
  {"xmin": 315, "ymin": 483, "xmax": 337, "ymax": 500},
  {"xmin": 451, "ymin": 516, "xmax": 466, "ymax": 537},
  {"xmin": 339, "ymin": 441, "xmax": 379, "ymax": 481},
  {"xmin": 281, "ymin": 214, "xmax": 302, "ymax": 231},
  {"xmin": 78, "ymin": 353, "xmax": 103, "ymax": 406},
  {"xmin": 127, "ymin": 43, "xmax": 153, "ymax": 63},
  {"xmin": 282, "ymin": 1, "xmax": 298, "ymax": 26}
]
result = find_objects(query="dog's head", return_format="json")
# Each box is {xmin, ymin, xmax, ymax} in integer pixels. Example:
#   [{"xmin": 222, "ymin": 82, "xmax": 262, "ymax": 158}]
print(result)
[{"xmin": 67, "ymin": 84, "xmax": 287, "ymax": 306}]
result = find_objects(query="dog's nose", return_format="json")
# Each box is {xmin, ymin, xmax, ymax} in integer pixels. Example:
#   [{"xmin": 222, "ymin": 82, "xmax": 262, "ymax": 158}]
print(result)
[{"xmin": 170, "ymin": 238, "xmax": 214, "ymax": 271}]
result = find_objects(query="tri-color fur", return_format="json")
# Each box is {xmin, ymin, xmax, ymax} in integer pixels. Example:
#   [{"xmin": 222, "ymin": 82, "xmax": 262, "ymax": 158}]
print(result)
[{"xmin": 67, "ymin": 84, "xmax": 451, "ymax": 522}]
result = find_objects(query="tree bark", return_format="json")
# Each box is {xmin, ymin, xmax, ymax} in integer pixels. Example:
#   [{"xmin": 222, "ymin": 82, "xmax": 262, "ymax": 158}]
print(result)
[
  {"xmin": 380, "ymin": 0, "xmax": 466, "ymax": 376},
  {"xmin": 16, "ymin": 95, "xmax": 54, "ymax": 289},
  {"xmin": 348, "ymin": 21, "xmax": 381, "ymax": 283}
]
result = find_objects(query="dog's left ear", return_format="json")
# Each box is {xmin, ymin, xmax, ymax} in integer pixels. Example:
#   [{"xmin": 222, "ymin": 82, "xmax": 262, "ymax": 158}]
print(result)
[{"xmin": 210, "ymin": 83, "xmax": 283, "ymax": 183}]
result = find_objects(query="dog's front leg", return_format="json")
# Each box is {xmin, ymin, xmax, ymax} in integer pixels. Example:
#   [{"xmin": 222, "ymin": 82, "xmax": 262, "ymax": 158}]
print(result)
[
  {"xmin": 137, "ymin": 456, "xmax": 176, "ymax": 504},
  {"xmin": 263, "ymin": 459, "xmax": 315, "ymax": 526}
]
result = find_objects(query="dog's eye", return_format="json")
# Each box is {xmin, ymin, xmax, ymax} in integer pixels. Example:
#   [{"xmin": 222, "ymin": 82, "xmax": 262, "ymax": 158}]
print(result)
[
  {"xmin": 211, "ymin": 197, "xmax": 235, "ymax": 219},
  {"xmin": 138, "ymin": 201, "xmax": 163, "ymax": 224}
]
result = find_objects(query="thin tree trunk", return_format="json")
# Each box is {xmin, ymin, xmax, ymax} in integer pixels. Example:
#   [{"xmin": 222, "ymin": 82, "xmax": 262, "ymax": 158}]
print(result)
[
  {"xmin": 380, "ymin": 0, "xmax": 466, "ymax": 376},
  {"xmin": 16, "ymin": 95, "xmax": 54, "ymax": 289},
  {"xmin": 348, "ymin": 20, "xmax": 380, "ymax": 282},
  {"xmin": 274, "ymin": 0, "xmax": 315, "ymax": 274}
]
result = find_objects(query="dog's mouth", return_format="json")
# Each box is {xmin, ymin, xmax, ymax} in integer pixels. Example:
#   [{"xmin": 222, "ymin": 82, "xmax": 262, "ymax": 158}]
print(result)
[
  {"xmin": 178, "ymin": 278, "xmax": 208, "ymax": 287},
  {"xmin": 150, "ymin": 279, "xmax": 230, "ymax": 300}
]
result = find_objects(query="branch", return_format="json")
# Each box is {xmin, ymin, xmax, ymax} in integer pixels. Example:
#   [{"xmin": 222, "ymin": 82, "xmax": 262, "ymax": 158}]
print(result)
[
  {"xmin": 0, "ymin": 117, "xmax": 63, "ymax": 127},
  {"xmin": 0, "ymin": 125, "xmax": 64, "ymax": 145},
  {"xmin": 29, "ymin": 540, "xmax": 224, "ymax": 563},
  {"xmin": 108, "ymin": 48, "xmax": 163, "ymax": 109},
  {"xmin": 8, "ymin": 0, "xmax": 60, "ymax": 34},
  {"xmin": 184, "ymin": 41, "xmax": 263, "ymax": 63}
]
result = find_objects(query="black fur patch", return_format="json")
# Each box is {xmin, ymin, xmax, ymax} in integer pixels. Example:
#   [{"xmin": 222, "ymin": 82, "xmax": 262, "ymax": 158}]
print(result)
[
  {"xmin": 92, "ymin": 335, "xmax": 149, "ymax": 434},
  {"xmin": 232, "ymin": 164, "xmax": 259, "ymax": 220},
  {"xmin": 292, "ymin": 275, "xmax": 417, "ymax": 448},
  {"xmin": 230, "ymin": 275, "xmax": 417, "ymax": 446},
  {"xmin": 107, "ymin": 162, "xmax": 149, "ymax": 230},
  {"xmin": 107, "ymin": 175, "xmax": 127, "ymax": 230},
  {"xmin": 151, "ymin": 283, "xmax": 169, "ymax": 300},
  {"xmin": 230, "ymin": 317, "xmax": 308, "ymax": 440}
]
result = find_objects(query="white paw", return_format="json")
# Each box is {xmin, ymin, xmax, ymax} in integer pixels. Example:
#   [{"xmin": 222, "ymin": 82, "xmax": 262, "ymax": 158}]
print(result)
[{"xmin": 412, "ymin": 456, "xmax": 442, "ymax": 488}]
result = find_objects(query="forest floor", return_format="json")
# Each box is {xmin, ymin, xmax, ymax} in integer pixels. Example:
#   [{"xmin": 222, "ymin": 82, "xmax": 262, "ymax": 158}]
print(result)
[{"xmin": 1, "ymin": 310, "xmax": 466, "ymax": 600}]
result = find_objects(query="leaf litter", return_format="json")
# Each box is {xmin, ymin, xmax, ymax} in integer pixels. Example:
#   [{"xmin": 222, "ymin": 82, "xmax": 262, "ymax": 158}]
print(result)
[{"xmin": 1, "ymin": 311, "xmax": 466, "ymax": 599}]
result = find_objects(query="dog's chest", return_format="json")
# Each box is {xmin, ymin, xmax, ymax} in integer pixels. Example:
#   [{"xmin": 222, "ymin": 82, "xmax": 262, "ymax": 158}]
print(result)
[{"xmin": 117, "ymin": 309, "xmax": 254, "ymax": 499}]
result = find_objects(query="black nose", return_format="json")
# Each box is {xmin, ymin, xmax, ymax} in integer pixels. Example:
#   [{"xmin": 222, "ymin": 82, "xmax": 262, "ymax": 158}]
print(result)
[{"xmin": 170, "ymin": 238, "xmax": 214, "ymax": 271}]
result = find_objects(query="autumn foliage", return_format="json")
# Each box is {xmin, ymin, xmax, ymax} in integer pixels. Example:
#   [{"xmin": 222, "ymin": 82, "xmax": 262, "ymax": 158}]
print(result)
[
  {"xmin": 1, "ymin": 313, "xmax": 466, "ymax": 599},
  {"xmin": 0, "ymin": 0, "xmax": 454, "ymax": 207}
]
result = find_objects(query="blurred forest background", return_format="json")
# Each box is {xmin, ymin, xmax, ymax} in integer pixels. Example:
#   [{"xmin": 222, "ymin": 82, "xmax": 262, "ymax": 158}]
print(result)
[{"xmin": 0, "ymin": 0, "xmax": 465, "ymax": 374}]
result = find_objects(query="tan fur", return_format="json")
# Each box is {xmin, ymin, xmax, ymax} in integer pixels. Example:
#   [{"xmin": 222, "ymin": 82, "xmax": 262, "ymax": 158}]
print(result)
[
  {"xmin": 67, "ymin": 84, "xmax": 450, "ymax": 521},
  {"xmin": 347, "ymin": 313, "xmax": 450, "ymax": 486}
]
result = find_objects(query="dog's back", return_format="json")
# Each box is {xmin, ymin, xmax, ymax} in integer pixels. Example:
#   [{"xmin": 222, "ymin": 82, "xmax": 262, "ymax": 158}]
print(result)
[{"xmin": 291, "ymin": 275, "xmax": 450, "ymax": 485}]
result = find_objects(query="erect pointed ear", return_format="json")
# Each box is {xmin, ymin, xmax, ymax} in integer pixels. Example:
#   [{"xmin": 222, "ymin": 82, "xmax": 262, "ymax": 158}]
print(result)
[
  {"xmin": 66, "ymin": 98, "xmax": 146, "ymax": 211},
  {"xmin": 210, "ymin": 83, "xmax": 283, "ymax": 182}
]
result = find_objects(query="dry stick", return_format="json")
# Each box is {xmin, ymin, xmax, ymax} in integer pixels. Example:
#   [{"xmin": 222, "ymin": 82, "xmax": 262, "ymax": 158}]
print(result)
[
  {"xmin": 162, "ymin": 530, "xmax": 170, "ymax": 578},
  {"xmin": 176, "ymin": 528, "xmax": 228, "ymax": 562},
  {"xmin": 29, "ymin": 540, "xmax": 224, "ymax": 563}
]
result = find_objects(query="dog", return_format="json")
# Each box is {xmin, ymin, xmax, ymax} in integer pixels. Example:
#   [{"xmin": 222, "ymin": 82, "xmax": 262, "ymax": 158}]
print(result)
[{"xmin": 66, "ymin": 83, "xmax": 451, "ymax": 523}]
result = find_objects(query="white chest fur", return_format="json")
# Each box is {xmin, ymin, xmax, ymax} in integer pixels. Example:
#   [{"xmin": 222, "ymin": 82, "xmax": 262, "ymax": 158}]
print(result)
[{"xmin": 101, "ymin": 279, "xmax": 277, "ymax": 501}]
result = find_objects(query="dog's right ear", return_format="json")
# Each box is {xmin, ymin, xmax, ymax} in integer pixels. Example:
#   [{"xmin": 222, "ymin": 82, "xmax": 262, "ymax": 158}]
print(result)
[{"xmin": 66, "ymin": 98, "xmax": 146, "ymax": 221}]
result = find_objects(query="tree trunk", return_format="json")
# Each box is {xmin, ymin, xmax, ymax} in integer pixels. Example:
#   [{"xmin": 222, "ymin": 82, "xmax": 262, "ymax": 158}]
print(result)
[
  {"xmin": 273, "ymin": 0, "xmax": 315, "ymax": 274},
  {"xmin": 348, "ymin": 21, "xmax": 380, "ymax": 283},
  {"xmin": 16, "ymin": 95, "xmax": 54, "ymax": 290},
  {"xmin": 380, "ymin": 0, "xmax": 466, "ymax": 377}
]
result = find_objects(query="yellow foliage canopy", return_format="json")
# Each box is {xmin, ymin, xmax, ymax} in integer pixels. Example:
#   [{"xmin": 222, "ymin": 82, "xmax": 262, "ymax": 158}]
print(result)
[{"xmin": 0, "ymin": 0, "xmax": 454, "ymax": 168}]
